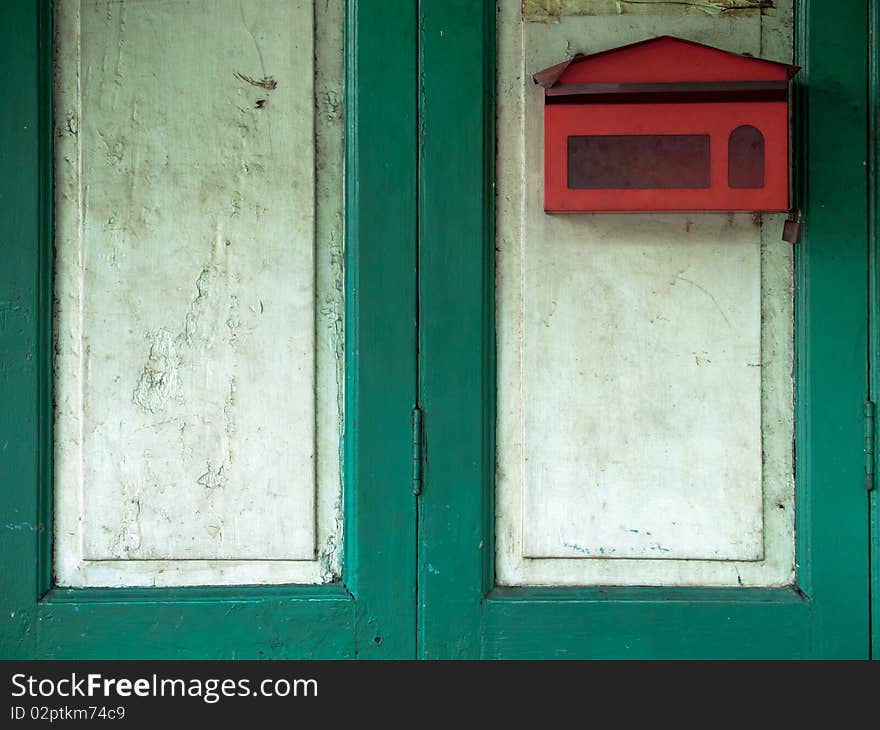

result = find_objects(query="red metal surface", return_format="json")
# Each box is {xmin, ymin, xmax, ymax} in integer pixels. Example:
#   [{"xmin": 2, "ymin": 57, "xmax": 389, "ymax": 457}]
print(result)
[
  {"xmin": 545, "ymin": 101, "xmax": 789, "ymax": 212},
  {"xmin": 537, "ymin": 36, "xmax": 796, "ymax": 213},
  {"xmin": 546, "ymin": 36, "xmax": 797, "ymax": 86}
]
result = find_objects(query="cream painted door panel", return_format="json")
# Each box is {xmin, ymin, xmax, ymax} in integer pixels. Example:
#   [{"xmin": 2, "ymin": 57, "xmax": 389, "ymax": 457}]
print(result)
[
  {"xmin": 53, "ymin": 0, "xmax": 344, "ymax": 586},
  {"xmin": 495, "ymin": 1, "xmax": 795, "ymax": 587}
]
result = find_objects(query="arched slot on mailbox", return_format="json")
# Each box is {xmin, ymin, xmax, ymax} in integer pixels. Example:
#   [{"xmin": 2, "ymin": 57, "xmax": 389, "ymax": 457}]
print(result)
[{"xmin": 728, "ymin": 125, "xmax": 765, "ymax": 189}]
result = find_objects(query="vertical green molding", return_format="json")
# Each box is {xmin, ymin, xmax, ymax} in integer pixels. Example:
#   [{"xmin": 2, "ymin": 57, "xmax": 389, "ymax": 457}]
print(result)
[
  {"xmin": 37, "ymin": 0, "xmax": 54, "ymax": 601},
  {"xmin": 345, "ymin": 0, "xmax": 419, "ymax": 658},
  {"xmin": 799, "ymin": 0, "xmax": 870, "ymax": 658},
  {"xmin": 792, "ymin": 0, "xmax": 813, "ymax": 601},
  {"xmin": 0, "ymin": 0, "xmax": 42, "ymax": 658},
  {"xmin": 417, "ymin": 0, "xmax": 495, "ymax": 659},
  {"xmin": 869, "ymin": 0, "xmax": 880, "ymax": 660}
]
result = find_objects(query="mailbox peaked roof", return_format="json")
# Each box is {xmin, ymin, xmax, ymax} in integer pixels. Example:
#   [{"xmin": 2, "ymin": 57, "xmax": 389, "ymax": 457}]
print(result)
[{"xmin": 534, "ymin": 35, "xmax": 799, "ymax": 89}]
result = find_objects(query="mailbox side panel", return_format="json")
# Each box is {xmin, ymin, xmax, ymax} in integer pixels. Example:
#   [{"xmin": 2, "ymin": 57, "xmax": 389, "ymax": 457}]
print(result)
[{"xmin": 544, "ymin": 101, "xmax": 789, "ymax": 213}]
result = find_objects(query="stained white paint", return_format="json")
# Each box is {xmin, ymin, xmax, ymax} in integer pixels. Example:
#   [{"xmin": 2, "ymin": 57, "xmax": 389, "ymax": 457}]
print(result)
[
  {"xmin": 522, "ymin": 0, "xmax": 771, "ymax": 20},
  {"xmin": 54, "ymin": 0, "xmax": 345, "ymax": 586},
  {"xmin": 522, "ymin": 218, "xmax": 763, "ymax": 561},
  {"xmin": 495, "ymin": 1, "xmax": 796, "ymax": 585}
]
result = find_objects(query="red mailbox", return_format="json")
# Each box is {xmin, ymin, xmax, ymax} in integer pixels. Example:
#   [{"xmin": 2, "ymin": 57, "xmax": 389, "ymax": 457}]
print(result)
[{"xmin": 534, "ymin": 36, "xmax": 798, "ymax": 213}]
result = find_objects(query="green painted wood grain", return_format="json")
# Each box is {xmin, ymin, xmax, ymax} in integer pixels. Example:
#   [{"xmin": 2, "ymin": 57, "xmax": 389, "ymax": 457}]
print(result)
[
  {"xmin": 869, "ymin": 0, "xmax": 879, "ymax": 660},
  {"xmin": 37, "ymin": 588, "xmax": 356, "ymax": 659},
  {"xmin": 794, "ymin": 0, "xmax": 870, "ymax": 658},
  {"xmin": 417, "ymin": 0, "xmax": 496, "ymax": 659},
  {"xmin": 344, "ymin": 0, "xmax": 419, "ymax": 658},
  {"xmin": 0, "ymin": 0, "xmax": 42, "ymax": 660},
  {"xmin": 482, "ymin": 589, "xmax": 812, "ymax": 659},
  {"xmin": 36, "ymin": 0, "xmax": 54, "ymax": 601}
]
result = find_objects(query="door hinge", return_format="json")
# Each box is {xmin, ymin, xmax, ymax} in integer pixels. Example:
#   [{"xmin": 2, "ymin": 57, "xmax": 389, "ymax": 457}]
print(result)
[
  {"xmin": 865, "ymin": 400, "xmax": 875, "ymax": 492},
  {"xmin": 411, "ymin": 406, "xmax": 423, "ymax": 496}
]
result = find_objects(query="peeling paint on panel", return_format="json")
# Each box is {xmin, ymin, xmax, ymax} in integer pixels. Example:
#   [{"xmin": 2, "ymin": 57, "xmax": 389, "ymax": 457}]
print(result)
[
  {"xmin": 233, "ymin": 72, "xmax": 279, "ymax": 91},
  {"xmin": 132, "ymin": 328, "xmax": 180, "ymax": 414},
  {"xmin": 318, "ymin": 497, "xmax": 343, "ymax": 584},
  {"xmin": 523, "ymin": 0, "xmax": 772, "ymax": 21},
  {"xmin": 314, "ymin": 0, "xmax": 347, "ymax": 584},
  {"xmin": 54, "ymin": 0, "xmax": 345, "ymax": 587}
]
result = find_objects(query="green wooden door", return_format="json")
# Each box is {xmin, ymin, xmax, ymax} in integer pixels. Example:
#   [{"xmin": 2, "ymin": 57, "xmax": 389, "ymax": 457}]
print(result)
[
  {"xmin": 0, "ymin": 0, "xmax": 418, "ymax": 660},
  {"xmin": 416, "ymin": 0, "xmax": 874, "ymax": 659},
  {"xmin": 2, "ymin": 0, "xmax": 876, "ymax": 662}
]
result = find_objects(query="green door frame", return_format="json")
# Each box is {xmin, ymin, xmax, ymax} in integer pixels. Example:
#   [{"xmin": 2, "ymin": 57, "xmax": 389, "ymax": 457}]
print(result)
[
  {"xmin": 871, "ymin": 0, "xmax": 880, "ymax": 662},
  {"xmin": 417, "ymin": 0, "xmax": 873, "ymax": 658},
  {"xmin": 0, "ymin": 0, "xmax": 419, "ymax": 660}
]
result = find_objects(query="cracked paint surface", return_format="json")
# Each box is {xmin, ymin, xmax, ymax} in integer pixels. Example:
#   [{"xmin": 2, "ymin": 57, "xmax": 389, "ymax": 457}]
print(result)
[{"xmin": 54, "ymin": 0, "xmax": 345, "ymax": 586}]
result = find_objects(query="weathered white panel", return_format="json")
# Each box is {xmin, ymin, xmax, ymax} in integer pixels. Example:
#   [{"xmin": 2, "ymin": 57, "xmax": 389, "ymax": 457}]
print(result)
[
  {"xmin": 54, "ymin": 0, "xmax": 345, "ymax": 585},
  {"xmin": 522, "ymin": 217, "xmax": 762, "ymax": 561},
  {"xmin": 496, "ymin": 1, "xmax": 796, "ymax": 585}
]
